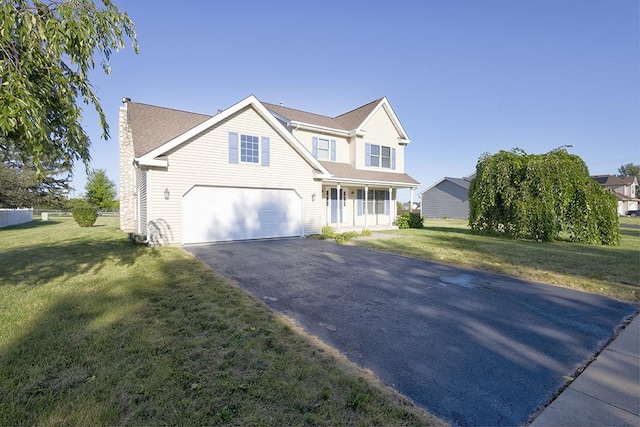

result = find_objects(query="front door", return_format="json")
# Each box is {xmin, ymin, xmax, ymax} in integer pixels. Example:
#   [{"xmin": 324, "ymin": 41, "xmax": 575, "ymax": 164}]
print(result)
[{"xmin": 329, "ymin": 188, "xmax": 346, "ymax": 224}]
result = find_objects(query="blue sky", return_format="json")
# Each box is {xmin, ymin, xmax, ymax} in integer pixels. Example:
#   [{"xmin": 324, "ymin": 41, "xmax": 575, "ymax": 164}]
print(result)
[{"xmin": 74, "ymin": 0, "xmax": 639, "ymax": 201}]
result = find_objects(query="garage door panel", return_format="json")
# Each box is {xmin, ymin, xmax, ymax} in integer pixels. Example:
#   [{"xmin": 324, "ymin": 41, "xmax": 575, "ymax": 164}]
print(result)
[{"xmin": 183, "ymin": 186, "xmax": 303, "ymax": 244}]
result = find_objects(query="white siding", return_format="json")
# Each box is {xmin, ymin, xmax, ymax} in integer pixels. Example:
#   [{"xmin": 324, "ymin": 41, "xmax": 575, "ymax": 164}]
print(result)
[
  {"xmin": 356, "ymin": 106, "xmax": 405, "ymax": 172},
  {"xmin": 145, "ymin": 106, "xmax": 321, "ymax": 245},
  {"xmin": 293, "ymin": 128, "xmax": 351, "ymax": 163}
]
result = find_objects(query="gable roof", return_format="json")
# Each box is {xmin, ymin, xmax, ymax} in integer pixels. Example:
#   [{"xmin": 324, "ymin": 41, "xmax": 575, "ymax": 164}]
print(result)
[
  {"xmin": 263, "ymin": 97, "xmax": 410, "ymax": 142},
  {"xmin": 133, "ymin": 95, "xmax": 330, "ymax": 176},
  {"xmin": 263, "ymin": 99, "xmax": 382, "ymax": 132},
  {"xmin": 126, "ymin": 102, "xmax": 211, "ymax": 157},
  {"xmin": 418, "ymin": 176, "xmax": 472, "ymax": 196},
  {"xmin": 263, "ymin": 103, "xmax": 349, "ymax": 132}
]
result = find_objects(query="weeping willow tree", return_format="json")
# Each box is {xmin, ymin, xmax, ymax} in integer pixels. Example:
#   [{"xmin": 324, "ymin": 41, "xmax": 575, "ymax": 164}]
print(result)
[{"xmin": 469, "ymin": 147, "xmax": 619, "ymax": 245}]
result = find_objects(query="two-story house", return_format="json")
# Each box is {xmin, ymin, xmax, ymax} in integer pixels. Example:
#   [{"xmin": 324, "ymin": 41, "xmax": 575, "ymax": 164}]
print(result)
[
  {"xmin": 119, "ymin": 95, "xmax": 419, "ymax": 245},
  {"xmin": 592, "ymin": 174, "xmax": 639, "ymax": 216}
]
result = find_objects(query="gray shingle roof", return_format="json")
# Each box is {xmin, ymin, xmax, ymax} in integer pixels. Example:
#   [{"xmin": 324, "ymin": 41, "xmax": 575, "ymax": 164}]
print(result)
[
  {"xmin": 263, "ymin": 98, "xmax": 382, "ymax": 131},
  {"xmin": 319, "ymin": 161, "xmax": 419, "ymax": 186},
  {"xmin": 127, "ymin": 102, "xmax": 211, "ymax": 157},
  {"xmin": 591, "ymin": 174, "xmax": 636, "ymax": 186},
  {"xmin": 128, "ymin": 98, "xmax": 386, "ymax": 159}
]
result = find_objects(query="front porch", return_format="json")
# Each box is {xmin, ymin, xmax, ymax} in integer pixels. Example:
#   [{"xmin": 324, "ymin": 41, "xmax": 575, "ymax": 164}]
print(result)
[{"xmin": 320, "ymin": 184, "xmax": 415, "ymax": 232}]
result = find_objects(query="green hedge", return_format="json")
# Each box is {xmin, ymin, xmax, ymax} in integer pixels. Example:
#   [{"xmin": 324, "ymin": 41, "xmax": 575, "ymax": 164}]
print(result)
[{"xmin": 72, "ymin": 204, "xmax": 98, "ymax": 227}]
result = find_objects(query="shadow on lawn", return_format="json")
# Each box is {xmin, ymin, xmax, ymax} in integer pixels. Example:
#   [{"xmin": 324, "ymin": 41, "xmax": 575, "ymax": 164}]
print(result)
[
  {"xmin": 2, "ymin": 219, "xmax": 63, "ymax": 229},
  {"xmin": 0, "ymin": 252, "xmax": 230, "ymax": 425},
  {"xmin": 365, "ymin": 228, "xmax": 639, "ymax": 294},
  {"xmin": 0, "ymin": 236, "xmax": 159, "ymax": 287}
]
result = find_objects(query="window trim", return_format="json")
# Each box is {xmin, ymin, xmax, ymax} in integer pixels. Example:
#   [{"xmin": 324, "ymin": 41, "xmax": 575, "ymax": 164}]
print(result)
[
  {"xmin": 366, "ymin": 143, "xmax": 394, "ymax": 169},
  {"xmin": 317, "ymin": 137, "xmax": 330, "ymax": 160},
  {"xmin": 240, "ymin": 134, "xmax": 260, "ymax": 164}
]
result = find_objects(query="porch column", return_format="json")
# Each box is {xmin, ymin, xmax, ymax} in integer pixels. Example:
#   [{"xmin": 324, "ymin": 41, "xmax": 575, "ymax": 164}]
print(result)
[
  {"xmin": 337, "ymin": 183, "xmax": 341, "ymax": 232},
  {"xmin": 389, "ymin": 187, "xmax": 393, "ymax": 226},
  {"xmin": 410, "ymin": 187, "xmax": 414, "ymax": 212},
  {"xmin": 364, "ymin": 185, "xmax": 368, "ymax": 229}
]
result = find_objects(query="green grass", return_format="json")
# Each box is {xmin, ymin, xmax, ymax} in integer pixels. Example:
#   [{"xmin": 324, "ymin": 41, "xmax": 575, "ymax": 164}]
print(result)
[
  {"xmin": 353, "ymin": 219, "xmax": 639, "ymax": 302},
  {"xmin": 0, "ymin": 217, "xmax": 441, "ymax": 426}
]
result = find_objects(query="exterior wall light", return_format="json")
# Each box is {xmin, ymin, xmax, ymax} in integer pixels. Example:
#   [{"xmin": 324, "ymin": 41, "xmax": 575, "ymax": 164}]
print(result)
[
  {"xmin": 164, "ymin": 188, "xmax": 170, "ymax": 200},
  {"xmin": 312, "ymin": 193, "xmax": 316, "ymax": 202}
]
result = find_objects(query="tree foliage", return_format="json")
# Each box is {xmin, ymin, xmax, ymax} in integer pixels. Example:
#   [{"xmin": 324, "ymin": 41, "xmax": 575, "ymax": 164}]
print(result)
[
  {"xmin": 0, "ymin": 0, "xmax": 137, "ymax": 173},
  {"xmin": 85, "ymin": 168, "xmax": 115, "ymax": 209},
  {"xmin": 617, "ymin": 163, "xmax": 640, "ymax": 179},
  {"xmin": 0, "ymin": 147, "xmax": 70, "ymax": 208},
  {"xmin": 469, "ymin": 147, "xmax": 619, "ymax": 245}
]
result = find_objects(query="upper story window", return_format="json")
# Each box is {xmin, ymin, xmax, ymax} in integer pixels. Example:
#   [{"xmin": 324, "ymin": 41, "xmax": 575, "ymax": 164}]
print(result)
[
  {"xmin": 228, "ymin": 132, "xmax": 270, "ymax": 166},
  {"xmin": 312, "ymin": 137, "xmax": 336, "ymax": 161},
  {"xmin": 240, "ymin": 134, "xmax": 259, "ymax": 163},
  {"xmin": 366, "ymin": 143, "xmax": 395, "ymax": 170},
  {"xmin": 317, "ymin": 138, "xmax": 330, "ymax": 160}
]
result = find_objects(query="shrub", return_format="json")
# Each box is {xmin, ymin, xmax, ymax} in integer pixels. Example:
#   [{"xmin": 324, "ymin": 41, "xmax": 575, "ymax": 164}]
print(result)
[
  {"xmin": 334, "ymin": 231, "xmax": 359, "ymax": 244},
  {"xmin": 321, "ymin": 225, "xmax": 336, "ymax": 238},
  {"xmin": 360, "ymin": 228, "xmax": 372, "ymax": 237},
  {"xmin": 396, "ymin": 212, "xmax": 424, "ymax": 229},
  {"xmin": 72, "ymin": 203, "xmax": 98, "ymax": 227}
]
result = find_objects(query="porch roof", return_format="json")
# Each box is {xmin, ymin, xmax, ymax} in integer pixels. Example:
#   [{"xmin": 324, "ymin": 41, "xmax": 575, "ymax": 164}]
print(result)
[{"xmin": 319, "ymin": 161, "xmax": 420, "ymax": 187}]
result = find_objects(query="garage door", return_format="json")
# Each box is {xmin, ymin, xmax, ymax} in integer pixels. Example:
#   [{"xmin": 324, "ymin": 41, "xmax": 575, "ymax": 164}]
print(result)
[{"xmin": 182, "ymin": 186, "xmax": 303, "ymax": 244}]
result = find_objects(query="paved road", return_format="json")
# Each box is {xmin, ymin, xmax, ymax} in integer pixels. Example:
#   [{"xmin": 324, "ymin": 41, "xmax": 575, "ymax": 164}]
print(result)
[{"xmin": 186, "ymin": 239, "xmax": 636, "ymax": 426}]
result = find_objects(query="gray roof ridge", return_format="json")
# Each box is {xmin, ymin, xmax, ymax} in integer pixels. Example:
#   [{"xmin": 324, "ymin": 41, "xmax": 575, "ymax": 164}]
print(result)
[{"xmin": 127, "ymin": 101, "xmax": 212, "ymax": 118}]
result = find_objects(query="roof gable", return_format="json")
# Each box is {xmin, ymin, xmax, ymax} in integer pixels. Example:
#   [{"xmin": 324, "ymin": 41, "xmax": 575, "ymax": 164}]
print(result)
[
  {"xmin": 135, "ymin": 95, "xmax": 330, "ymax": 176},
  {"xmin": 262, "ymin": 98, "xmax": 408, "ymax": 141},
  {"xmin": 356, "ymin": 97, "xmax": 410, "ymax": 143},
  {"xmin": 333, "ymin": 98, "xmax": 381, "ymax": 130}
]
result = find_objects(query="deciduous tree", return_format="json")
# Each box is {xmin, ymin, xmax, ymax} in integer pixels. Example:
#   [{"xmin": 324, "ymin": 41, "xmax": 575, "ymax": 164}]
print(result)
[
  {"xmin": 85, "ymin": 168, "xmax": 115, "ymax": 209},
  {"xmin": 0, "ymin": 0, "xmax": 137, "ymax": 173},
  {"xmin": 469, "ymin": 147, "xmax": 619, "ymax": 245}
]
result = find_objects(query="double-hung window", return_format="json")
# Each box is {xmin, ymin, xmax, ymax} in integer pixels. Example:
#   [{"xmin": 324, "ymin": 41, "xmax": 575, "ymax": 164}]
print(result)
[
  {"xmin": 366, "ymin": 143, "xmax": 395, "ymax": 170},
  {"xmin": 370, "ymin": 145, "xmax": 380, "ymax": 167},
  {"xmin": 240, "ymin": 134, "xmax": 259, "ymax": 163},
  {"xmin": 317, "ymin": 138, "xmax": 330, "ymax": 160},
  {"xmin": 381, "ymin": 146, "xmax": 391, "ymax": 168}
]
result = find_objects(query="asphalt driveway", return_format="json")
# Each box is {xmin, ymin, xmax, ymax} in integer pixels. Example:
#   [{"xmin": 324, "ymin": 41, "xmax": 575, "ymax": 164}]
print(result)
[{"xmin": 186, "ymin": 238, "xmax": 636, "ymax": 426}]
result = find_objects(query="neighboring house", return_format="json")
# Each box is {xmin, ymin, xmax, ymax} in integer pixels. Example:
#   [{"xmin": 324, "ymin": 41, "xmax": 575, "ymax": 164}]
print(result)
[
  {"xmin": 419, "ymin": 176, "xmax": 472, "ymax": 219},
  {"xmin": 119, "ymin": 95, "xmax": 419, "ymax": 245},
  {"xmin": 592, "ymin": 175, "xmax": 640, "ymax": 216}
]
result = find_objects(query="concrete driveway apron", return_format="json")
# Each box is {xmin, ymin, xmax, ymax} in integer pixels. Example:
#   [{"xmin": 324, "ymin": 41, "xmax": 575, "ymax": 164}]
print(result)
[{"xmin": 186, "ymin": 238, "xmax": 636, "ymax": 426}]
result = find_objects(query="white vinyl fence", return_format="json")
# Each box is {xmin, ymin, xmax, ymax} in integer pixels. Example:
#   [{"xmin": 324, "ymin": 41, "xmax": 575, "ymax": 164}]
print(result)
[{"xmin": 0, "ymin": 208, "xmax": 33, "ymax": 228}]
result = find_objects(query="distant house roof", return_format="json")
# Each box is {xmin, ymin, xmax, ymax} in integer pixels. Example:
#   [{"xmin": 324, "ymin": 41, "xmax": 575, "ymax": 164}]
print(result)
[
  {"xmin": 418, "ymin": 176, "xmax": 472, "ymax": 196},
  {"xmin": 591, "ymin": 174, "xmax": 637, "ymax": 187}
]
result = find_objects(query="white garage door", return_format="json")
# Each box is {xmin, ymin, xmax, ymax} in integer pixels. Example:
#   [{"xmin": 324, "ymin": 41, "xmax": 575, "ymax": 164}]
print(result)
[{"xmin": 182, "ymin": 186, "xmax": 303, "ymax": 244}]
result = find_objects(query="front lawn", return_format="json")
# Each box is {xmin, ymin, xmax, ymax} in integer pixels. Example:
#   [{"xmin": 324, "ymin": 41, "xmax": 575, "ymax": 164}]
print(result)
[
  {"xmin": 0, "ymin": 217, "xmax": 440, "ymax": 425},
  {"xmin": 354, "ymin": 219, "xmax": 639, "ymax": 302}
]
